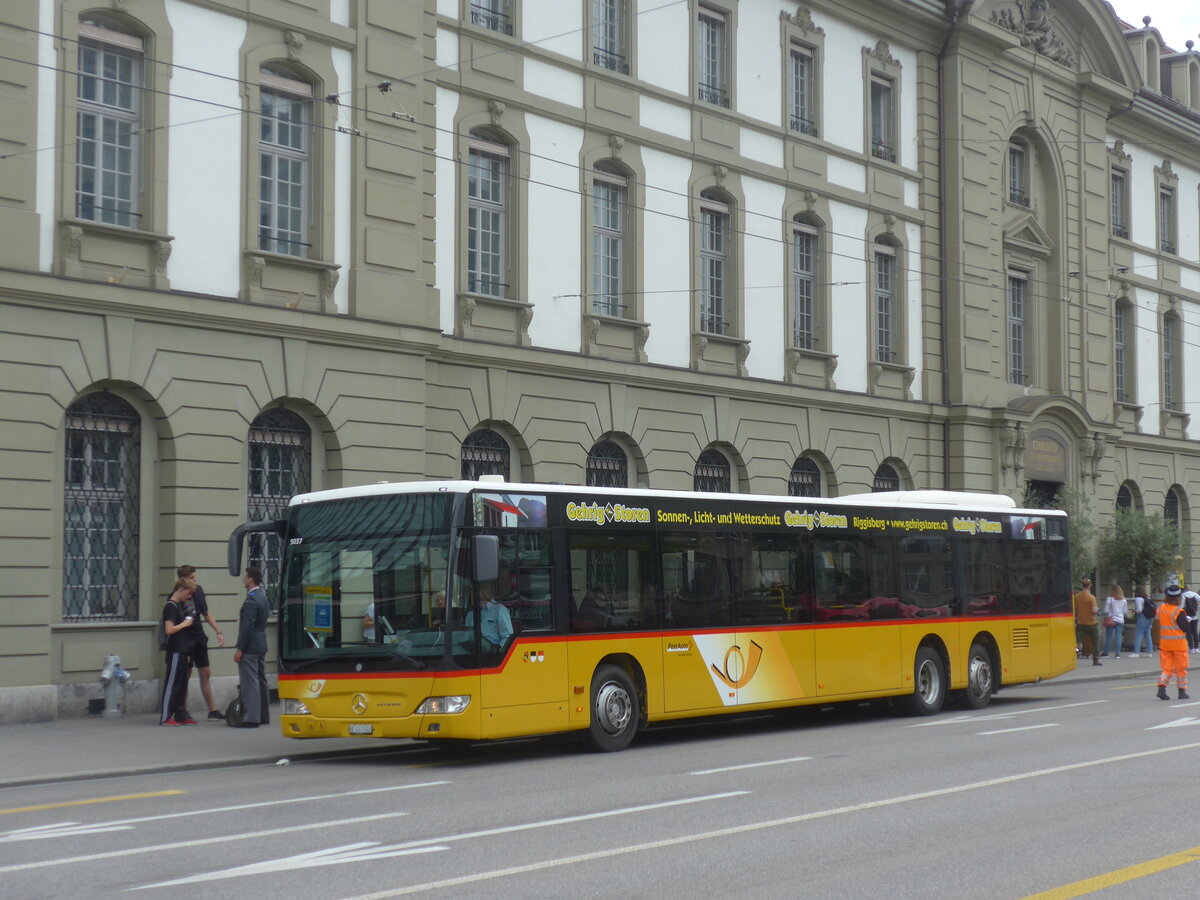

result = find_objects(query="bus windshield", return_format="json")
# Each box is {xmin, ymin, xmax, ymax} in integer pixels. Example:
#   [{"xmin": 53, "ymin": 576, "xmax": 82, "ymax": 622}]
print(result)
[{"xmin": 279, "ymin": 492, "xmax": 454, "ymax": 672}]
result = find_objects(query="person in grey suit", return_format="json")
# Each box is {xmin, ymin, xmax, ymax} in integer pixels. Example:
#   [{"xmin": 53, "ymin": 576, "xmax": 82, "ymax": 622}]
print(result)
[{"xmin": 233, "ymin": 566, "xmax": 272, "ymax": 728}]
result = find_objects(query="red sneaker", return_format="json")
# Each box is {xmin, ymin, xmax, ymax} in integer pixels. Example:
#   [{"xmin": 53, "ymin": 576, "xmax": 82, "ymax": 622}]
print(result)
[
  {"xmin": 179, "ymin": 716, "xmax": 198, "ymax": 725},
  {"xmin": 161, "ymin": 717, "xmax": 182, "ymax": 726}
]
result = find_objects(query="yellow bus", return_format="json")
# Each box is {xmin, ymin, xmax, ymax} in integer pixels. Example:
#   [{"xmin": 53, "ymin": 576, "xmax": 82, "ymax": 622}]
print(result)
[{"xmin": 228, "ymin": 478, "xmax": 1075, "ymax": 751}]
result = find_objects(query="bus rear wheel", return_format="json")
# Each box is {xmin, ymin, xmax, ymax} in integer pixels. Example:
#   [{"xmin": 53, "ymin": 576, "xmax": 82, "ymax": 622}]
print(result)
[
  {"xmin": 585, "ymin": 664, "xmax": 639, "ymax": 752},
  {"xmin": 960, "ymin": 643, "xmax": 994, "ymax": 710},
  {"xmin": 901, "ymin": 647, "xmax": 946, "ymax": 716}
]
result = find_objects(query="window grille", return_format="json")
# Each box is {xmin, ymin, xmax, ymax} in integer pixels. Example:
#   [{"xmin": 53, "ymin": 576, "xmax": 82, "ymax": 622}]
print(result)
[
  {"xmin": 872, "ymin": 463, "xmax": 900, "ymax": 493},
  {"xmin": 1116, "ymin": 485, "xmax": 1132, "ymax": 511},
  {"xmin": 694, "ymin": 449, "xmax": 731, "ymax": 493},
  {"xmin": 63, "ymin": 392, "xmax": 140, "ymax": 620},
  {"xmin": 586, "ymin": 440, "xmax": 628, "ymax": 488},
  {"xmin": 789, "ymin": 457, "xmax": 820, "ymax": 497},
  {"xmin": 248, "ymin": 408, "xmax": 311, "ymax": 607},
  {"xmin": 461, "ymin": 429, "xmax": 510, "ymax": 480},
  {"xmin": 1165, "ymin": 489, "xmax": 1180, "ymax": 527}
]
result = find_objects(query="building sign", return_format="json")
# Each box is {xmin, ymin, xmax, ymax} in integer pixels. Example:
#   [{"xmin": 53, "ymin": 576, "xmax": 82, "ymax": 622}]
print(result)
[{"xmin": 1024, "ymin": 430, "xmax": 1068, "ymax": 482}]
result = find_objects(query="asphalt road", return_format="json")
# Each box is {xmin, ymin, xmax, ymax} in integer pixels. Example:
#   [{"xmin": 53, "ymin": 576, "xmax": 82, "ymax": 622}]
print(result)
[{"xmin": 2, "ymin": 675, "xmax": 1199, "ymax": 899}]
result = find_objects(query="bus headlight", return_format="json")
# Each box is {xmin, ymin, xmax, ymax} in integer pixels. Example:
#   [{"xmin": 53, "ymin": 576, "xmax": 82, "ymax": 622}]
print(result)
[
  {"xmin": 416, "ymin": 695, "xmax": 471, "ymax": 715},
  {"xmin": 283, "ymin": 699, "xmax": 311, "ymax": 716}
]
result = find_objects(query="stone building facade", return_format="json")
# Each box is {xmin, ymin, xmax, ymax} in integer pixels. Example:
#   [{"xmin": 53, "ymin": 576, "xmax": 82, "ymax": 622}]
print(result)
[{"xmin": 0, "ymin": 0, "xmax": 1197, "ymax": 720}]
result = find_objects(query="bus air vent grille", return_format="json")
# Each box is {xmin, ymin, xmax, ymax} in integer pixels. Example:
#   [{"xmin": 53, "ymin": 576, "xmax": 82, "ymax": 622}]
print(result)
[{"xmin": 1011, "ymin": 627, "xmax": 1030, "ymax": 649}]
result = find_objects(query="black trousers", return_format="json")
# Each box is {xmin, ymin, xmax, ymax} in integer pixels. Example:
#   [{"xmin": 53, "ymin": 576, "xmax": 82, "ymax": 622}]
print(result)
[{"xmin": 159, "ymin": 650, "xmax": 190, "ymax": 723}]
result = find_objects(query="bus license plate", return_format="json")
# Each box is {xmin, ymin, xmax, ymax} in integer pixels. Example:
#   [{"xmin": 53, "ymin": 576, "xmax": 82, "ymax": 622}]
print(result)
[{"xmin": 348, "ymin": 723, "xmax": 374, "ymax": 735}]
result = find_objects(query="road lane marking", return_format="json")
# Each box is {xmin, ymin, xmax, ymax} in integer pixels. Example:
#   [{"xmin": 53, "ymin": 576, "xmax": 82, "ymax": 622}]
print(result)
[
  {"xmin": 330, "ymin": 741, "xmax": 1200, "ymax": 899},
  {"xmin": 908, "ymin": 700, "xmax": 1105, "ymax": 727},
  {"xmin": 0, "ymin": 782, "xmax": 447, "ymax": 844},
  {"xmin": 0, "ymin": 791, "xmax": 184, "ymax": 816},
  {"xmin": 1020, "ymin": 845, "xmax": 1200, "ymax": 899},
  {"xmin": 136, "ymin": 843, "xmax": 449, "ymax": 888},
  {"xmin": 0, "ymin": 813, "xmax": 404, "ymax": 874},
  {"xmin": 977, "ymin": 724, "xmax": 1058, "ymax": 735},
  {"xmin": 690, "ymin": 757, "xmax": 810, "ymax": 775},
  {"xmin": 1147, "ymin": 717, "xmax": 1200, "ymax": 730}
]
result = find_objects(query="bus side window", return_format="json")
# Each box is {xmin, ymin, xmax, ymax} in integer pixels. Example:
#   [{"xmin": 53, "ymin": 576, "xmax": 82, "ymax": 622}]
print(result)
[{"xmin": 566, "ymin": 530, "xmax": 657, "ymax": 632}]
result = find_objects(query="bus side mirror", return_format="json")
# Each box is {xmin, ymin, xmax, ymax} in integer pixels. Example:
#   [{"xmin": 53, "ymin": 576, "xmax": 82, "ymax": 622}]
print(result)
[
  {"xmin": 227, "ymin": 519, "xmax": 288, "ymax": 576},
  {"xmin": 472, "ymin": 535, "xmax": 499, "ymax": 584}
]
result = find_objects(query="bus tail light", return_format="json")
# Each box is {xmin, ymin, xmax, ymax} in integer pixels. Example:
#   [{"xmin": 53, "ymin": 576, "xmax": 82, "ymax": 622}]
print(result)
[{"xmin": 416, "ymin": 695, "xmax": 471, "ymax": 715}]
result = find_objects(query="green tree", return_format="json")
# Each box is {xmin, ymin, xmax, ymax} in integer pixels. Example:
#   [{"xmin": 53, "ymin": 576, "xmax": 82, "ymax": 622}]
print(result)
[
  {"xmin": 1023, "ymin": 483, "xmax": 1096, "ymax": 584},
  {"xmin": 1096, "ymin": 508, "xmax": 1182, "ymax": 592}
]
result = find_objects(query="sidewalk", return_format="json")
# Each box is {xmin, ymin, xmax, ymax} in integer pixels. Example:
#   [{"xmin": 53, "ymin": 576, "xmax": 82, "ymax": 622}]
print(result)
[{"xmin": 0, "ymin": 655, "xmax": 1172, "ymax": 790}]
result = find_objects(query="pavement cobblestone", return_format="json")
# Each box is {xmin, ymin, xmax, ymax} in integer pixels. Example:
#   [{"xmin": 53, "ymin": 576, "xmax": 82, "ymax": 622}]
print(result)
[{"xmin": 0, "ymin": 655, "xmax": 1176, "ymax": 789}]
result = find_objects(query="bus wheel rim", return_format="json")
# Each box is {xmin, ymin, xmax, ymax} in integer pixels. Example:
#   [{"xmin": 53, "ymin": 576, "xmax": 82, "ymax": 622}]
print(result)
[
  {"xmin": 917, "ymin": 659, "xmax": 939, "ymax": 703},
  {"xmin": 595, "ymin": 681, "xmax": 632, "ymax": 735},
  {"xmin": 968, "ymin": 655, "xmax": 992, "ymax": 698}
]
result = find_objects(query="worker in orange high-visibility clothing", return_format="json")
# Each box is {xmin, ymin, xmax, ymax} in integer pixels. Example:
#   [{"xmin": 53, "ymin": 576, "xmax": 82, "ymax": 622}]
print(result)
[{"xmin": 1157, "ymin": 585, "xmax": 1190, "ymax": 701}]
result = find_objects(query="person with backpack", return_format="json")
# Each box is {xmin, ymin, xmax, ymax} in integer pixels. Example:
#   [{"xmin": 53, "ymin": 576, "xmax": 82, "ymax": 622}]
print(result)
[
  {"xmin": 1131, "ymin": 585, "xmax": 1156, "ymax": 657},
  {"xmin": 1182, "ymin": 584, "xmax": 1200, "ymax": 653},
  {"xmin": 159, "ymin": 579, "xmax": 198, "ymax": 726}
]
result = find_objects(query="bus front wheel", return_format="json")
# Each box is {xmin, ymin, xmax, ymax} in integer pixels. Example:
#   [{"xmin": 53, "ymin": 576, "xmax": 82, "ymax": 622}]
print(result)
[
  {"xmin": 960, "ymin": 643, "xmax": 994, "ymax": 710},
  {"xmin": 902, "ymin": 647, "xmax": 946, "ymax": 716},
  {"xmin": 585, "ymin": 664, "xmax": 639, "ymax": 752}
]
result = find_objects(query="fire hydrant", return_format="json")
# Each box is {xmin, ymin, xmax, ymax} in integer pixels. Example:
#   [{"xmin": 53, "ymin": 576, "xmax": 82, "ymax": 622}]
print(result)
[{"xmin": 98, "ymin": 654, "xmax": 131, "ymax": 718}]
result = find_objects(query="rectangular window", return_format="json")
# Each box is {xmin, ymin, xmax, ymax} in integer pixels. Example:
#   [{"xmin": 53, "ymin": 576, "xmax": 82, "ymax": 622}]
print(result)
[
  {"xmin": 1114, "ymin": 303, "xmax": 1127, "ymax": 403},
  {"xmin": 792, "ymin": 226, "xmax": 816, "ymax": 349},
  {"xmin": 870, "ymin": 76, "xmax": 894, "ymax": 162},
  {"xmin": 1008, "ymin": 143, "xmax": 1028, "ymax": 206},
  {"xmin": 470, "ymin": 0, "xmax": 513, "ymax": 35},
  {"xmin": 1159, "ymin": 189, "xmax": 1176, "ymax": 254},
  {"xmin": 699, "ymin": 201, "xmax": 728, "ymax": 334},
  {"xmin": 1110, "ymin": 171, "xmax": 1128, "ymax": 238},
  {"xmin": 788, "ymin": 45, "xmax": 817, "ymax": 136},
  {"xmin": 1007, "ymin": 273, "xmax": 1027, "ymax": 385},
  {"xmin": 591, "ymin": 173, "xmax": 625, "ymax": 317},
  {"xmin": 258, "ymin": 73, "xmax": 312, "ymax": 257},
  {"xmin": 874, "ymin": 248, "xmax": 894, "ymax": 362},
  {"xmin": 697, "ymin": 7, "xmax": 728, "ymax": 107},
  {"xmin": 1164, "ymin": 315, "xmax": 1177, "ymax": 410},
  {"xmin": 592, "ymin": 0, "xmax": 628, "ymax": 74},
  {"xmin": 76, "ymin": 33, "xmax": 143, "ymax": 228},
  {"xmin": 467, "ymin": 139, "xmax": 508, "ymax": 297}
]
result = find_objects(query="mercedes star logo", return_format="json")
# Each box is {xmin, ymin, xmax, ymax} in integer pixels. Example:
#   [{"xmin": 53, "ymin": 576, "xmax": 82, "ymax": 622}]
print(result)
[{"xmin": 351, "ymin": 693, "xmax": 368, "ymax": 715}]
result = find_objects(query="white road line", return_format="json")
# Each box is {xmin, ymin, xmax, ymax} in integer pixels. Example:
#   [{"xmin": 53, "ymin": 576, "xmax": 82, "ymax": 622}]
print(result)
[
  {"xmin": 908, "ymin": 699, "xmax": 1107, "ymax": 726},
  {"xmin": 690, "ymin": 757, "xmax": 811, "ymax": 775},
  {"xmin": 333, "ymin": 741, "xmax": 1200, "ymax": 900},
  {"xmin": 977, "ymin": 723, "xmax": 1059, "ymax": 736},
  {"xmin": 0, "ymin": 813, "xmax": 404, "ymax": 874},
  {"xmin": 0, "ymin": 782, "xmax": 447, "ymax": 843}
]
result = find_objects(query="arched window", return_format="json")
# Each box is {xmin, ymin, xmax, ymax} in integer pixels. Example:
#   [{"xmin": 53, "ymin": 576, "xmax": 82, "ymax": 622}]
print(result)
[
  {"xmin": 789, "ymin": 457, "xmax": 820, "ymax": 497},
  {"xmin": 461, "ymin": 429, "xmax": 510, "ymax": 480},
  {"xmin": 872, "ymin": 463, "xmax": 900, "ymax": 493},
  {"xmin": 258, "ymin": 65, "xmax": 314, "ymax": 257},
  {"xmin": 1116, "ymin": 484, "xmax": 1132, "ymax": 511},
  {"xmin": 586, "ymin": 440, "xmax": 628, "ymax": 488},
  {"xmin": 248, "ymin": 408, "xmax": 311, "ymax": 602},
  {"xmin": 694, "ymin": 449, "xmax": 731, "ymax": 493},
  {"xmin": 63, "ymin": 392, "xmax": 140, "ymax": 620},
  {"xmin": 1165, "ymin": 488, "xmax": 1180, "ymax": 527}
]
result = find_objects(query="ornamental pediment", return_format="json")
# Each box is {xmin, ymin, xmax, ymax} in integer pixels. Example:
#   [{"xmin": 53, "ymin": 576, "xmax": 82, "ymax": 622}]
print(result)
[{"xmin": 1004, "ymin": 212, "xmax": 1054, "ymax": 257}]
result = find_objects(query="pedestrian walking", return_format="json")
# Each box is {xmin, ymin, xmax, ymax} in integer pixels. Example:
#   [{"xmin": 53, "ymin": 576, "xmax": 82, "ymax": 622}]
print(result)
[
  {"xmin": 1156, "ymin": 585, "xmax": 1190, "ymax": 701},
  {"xmin": 1074, "ymin": 578, "xmax": 1100, "ymax": 665},
  {"xmin": 159, "ymin": 579, "xmax": 198, "ymax": 726},
  {"xmin": 1130, "ymin": 585, "xmax": 1156, "ymax": 657},
  {"xmin": 1182, "ymin": 584, "xmax": 1200, "ymax": 653},
  {"xmin": 177, "ymin": 565, "xmax": 226, "ymax": 720},
  {"xmin": 1102, "ymin": 584, "xmax": 1126, "ymax": 658},
  {"xmin": 233, "ymin": 566, "xmax": 272, "ymax": 728}
]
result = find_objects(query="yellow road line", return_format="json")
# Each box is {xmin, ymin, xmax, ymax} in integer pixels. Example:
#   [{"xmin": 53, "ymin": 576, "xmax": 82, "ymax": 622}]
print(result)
[
  {"xmin": 1022, "ymin": 846, "xmax": 1200, "ymax": 899},
  {"xmin": 0, "ymin": 790, "xmax": 184, "ymax": 815}
]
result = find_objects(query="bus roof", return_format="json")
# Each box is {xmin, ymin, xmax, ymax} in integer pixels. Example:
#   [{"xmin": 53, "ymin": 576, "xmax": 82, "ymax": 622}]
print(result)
[{"xmin": 288, "ymin": 478, "xmax": 1064, "ymax": 518}]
